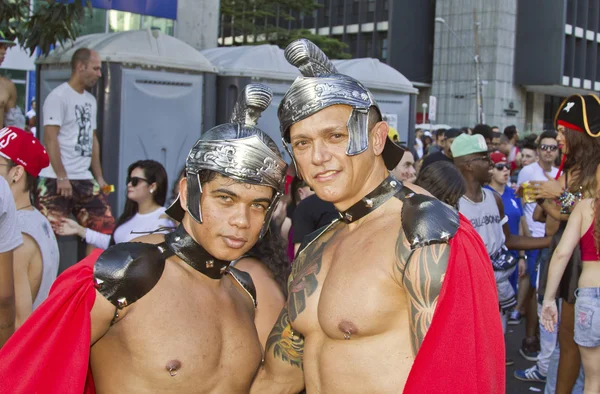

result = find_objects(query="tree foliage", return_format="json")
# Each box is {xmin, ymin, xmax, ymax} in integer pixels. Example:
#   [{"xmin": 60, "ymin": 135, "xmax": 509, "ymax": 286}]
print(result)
[
  {"xmin": 220, "ymin": 0, "xmax": 351, "ymax": 59},
  {"xmin": 0, "ymin": 0, "xmax": 92, "ymax": 56}
]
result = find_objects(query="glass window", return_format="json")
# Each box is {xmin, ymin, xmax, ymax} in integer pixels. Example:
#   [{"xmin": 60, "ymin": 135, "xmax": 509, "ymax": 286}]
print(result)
[
  {"xmin": 108, "ymin": 10, "xmax": 142, "ymax": 33},
  {"xmin": 142, "ymin": 16, "xmax": 175, "ymax": 36},
  {"xmin": 381, "ymin": 37, "xmax": 388, "ymax": 62},
  {"xmin": 79, "ymin": 8, "xmax": 108, "ymax": 35}
]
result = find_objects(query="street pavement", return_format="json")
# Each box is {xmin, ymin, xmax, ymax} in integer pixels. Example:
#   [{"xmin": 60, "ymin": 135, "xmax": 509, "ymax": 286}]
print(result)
[{"xmin": 505, "ymin": 320, "xmax": 546, "ymax": 394}]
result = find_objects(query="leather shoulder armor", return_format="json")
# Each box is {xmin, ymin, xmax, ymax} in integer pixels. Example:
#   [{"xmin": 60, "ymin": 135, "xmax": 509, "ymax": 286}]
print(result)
[
  {"xmin": 297, "ymin": 220, "xmax": 339, "ymax": 256},
  {"xmin": 94, "ymin": 242, "xmax": 169, "ymax": 309},
  {"xmin": 400, "ymin": 192, "xmax": 460, "ymax": 250},
  {"xmin": 225, "ymin": 266, "xmax": 258, "ymax": 308}
]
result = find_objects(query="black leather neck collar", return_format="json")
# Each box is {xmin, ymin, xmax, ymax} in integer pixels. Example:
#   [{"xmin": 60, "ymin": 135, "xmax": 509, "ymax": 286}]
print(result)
[
  {"xmin": 163, "ymin": 225, "xmax": 230, "ymax": 279},
  {"xmin": 338, "ymin": 175, "xmax": 404, "ymax": 224}
]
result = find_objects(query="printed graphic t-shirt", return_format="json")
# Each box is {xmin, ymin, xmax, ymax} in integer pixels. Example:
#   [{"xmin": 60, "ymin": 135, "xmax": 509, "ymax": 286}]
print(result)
[{"xmin": 40, "ymin": 82, "xmax": 97, "ymax": 180}]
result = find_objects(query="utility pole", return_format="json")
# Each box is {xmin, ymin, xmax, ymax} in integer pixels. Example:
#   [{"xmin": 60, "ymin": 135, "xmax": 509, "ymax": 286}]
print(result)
[{"xmin": 473, "ymin": 8, "xmax": 484, "ymax": 124}]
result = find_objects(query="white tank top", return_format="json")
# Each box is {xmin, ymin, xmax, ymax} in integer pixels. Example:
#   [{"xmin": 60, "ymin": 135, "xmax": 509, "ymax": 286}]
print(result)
[
  {"xmin": 458, "ymin": 188, "xmax": 507, "ymax": 256},
  {"xmin": 18, "ymin": 209, "xmax": 60, "ymax": 309}
]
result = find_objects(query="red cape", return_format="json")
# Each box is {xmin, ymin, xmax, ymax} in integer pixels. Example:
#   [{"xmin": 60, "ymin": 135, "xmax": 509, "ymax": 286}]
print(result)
[
  {"xmin": 0, "ymin": 250, "xmax": 101, "ymax": 394},
  {"xmin": 404, "ymin": 214, "xmax": 505, "ymax": 393}
]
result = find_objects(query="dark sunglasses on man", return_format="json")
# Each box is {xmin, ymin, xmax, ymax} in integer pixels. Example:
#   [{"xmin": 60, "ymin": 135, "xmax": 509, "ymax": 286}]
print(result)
[
  {"xmin": 494, "ymin": 163, "xmax": 510, "ymax": 171},
  {"xmin": 539, "ymin": 144, "xmax": 558, "ymax": 152},
  {"xmin": 127, "ymin": 176, "xmax": 149, "ymax": 187}
]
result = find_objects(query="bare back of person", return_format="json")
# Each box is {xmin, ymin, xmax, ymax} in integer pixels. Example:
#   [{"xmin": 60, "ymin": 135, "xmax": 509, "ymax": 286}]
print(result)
[
  {"xmin": 288, "ymin": 197, "xmax": 428, "ymax": 393},
  {"xmin": 90, "ymin": 234, "xmax": 263, "ymax": 393},
  {"xmin": 0, "ymin": 76, "xmax": 17, "ymax": 127}
]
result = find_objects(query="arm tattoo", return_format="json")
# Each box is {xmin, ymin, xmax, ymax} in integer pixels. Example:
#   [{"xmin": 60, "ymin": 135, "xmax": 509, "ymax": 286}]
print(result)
[
  {"xmin": 395, "ymin": 233, "xmax": 450, "ymax": 355},
  {"xmin": 266, "ymin": 308, "xmax": 304, "ymax": 369}
]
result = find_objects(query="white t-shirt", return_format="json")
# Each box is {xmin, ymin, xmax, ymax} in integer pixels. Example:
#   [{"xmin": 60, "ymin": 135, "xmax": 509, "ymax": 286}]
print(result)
[
  {"xmin": 0, "ymin": 177, "xmax": 23, "ymax": 252},
  {"xmin": 85, "ymin": 207, "xmax": 175, "ymax": 250},
  {"xmin": 40, "ymin": 82, "xmax": 97, "ymax": 180},
  {"xmin": 517, "ymin": 162, "xmax": 559, "ymax": 237}
]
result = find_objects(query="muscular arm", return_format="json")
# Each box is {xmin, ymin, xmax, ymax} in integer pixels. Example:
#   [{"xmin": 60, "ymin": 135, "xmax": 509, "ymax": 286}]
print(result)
[
  {"xmin": 44, "ymin": 125, "xmax": 67, "ymax": 179},
  {"xmin": 90, "ymin": 289, "xmax": 126, "ymax": 345},
  {"xmin": 91, "ymin": 131, "xmax": 105, "ymax": 185},
  {"xmin": 395, "ymin": 233, "xmax": 449, "ymax": 353},
  {"xmin": 13, "ymin": 234, "xmax": 37, "ymax": 328},
  {"xmin": 251, "ymin": 307, "xmax": 305, "ymax": 394},
  {"xmin": 0, "ymin": 250, "xmax": 15, "ymax": 348},
  {"xmin": 495, "ymin": 194, "xmax": 550, "ymax": 250}
]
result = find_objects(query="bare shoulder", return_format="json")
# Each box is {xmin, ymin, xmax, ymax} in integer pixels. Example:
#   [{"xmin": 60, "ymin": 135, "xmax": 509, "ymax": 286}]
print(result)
[
  {"xmin": 235, "ymin": 257, "xmax": 273, "ymax": 278},
  {"xmin": 402, "ymin": 182, "xmax": 433, "ymax": 197}
]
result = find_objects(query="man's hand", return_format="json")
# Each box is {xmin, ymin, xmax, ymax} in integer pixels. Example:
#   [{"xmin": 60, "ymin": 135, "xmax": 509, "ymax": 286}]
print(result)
[
  {"xmin": 518, "ymin": 258, "xmax": 526, "ymax": 277},
  {"xmin": 96, "ymin": 177, "xmax": 108, "ymax": 194},
  {"xmin": 57, "ymin": 178, "xmax": 73, "ymax": 198}
]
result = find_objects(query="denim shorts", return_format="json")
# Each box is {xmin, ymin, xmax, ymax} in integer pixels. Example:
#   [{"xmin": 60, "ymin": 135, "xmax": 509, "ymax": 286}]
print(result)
[{"xmin": 574, "ymin": 287, "xmax": 600, "ymax": 347}]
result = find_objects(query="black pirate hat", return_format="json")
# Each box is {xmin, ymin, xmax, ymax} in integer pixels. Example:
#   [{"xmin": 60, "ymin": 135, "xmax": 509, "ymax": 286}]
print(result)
[{"xmin": 554, "ymin": 94, "xmax": 600, "ymax": 138}]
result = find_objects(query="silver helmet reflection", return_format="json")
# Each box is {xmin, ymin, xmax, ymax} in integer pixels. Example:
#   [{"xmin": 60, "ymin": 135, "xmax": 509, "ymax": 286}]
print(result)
[
  {"xmin": 278, "ymin": 38, "xmax": 404, "ymax": 170},
  {"xmin": 166, "ymin": 83, "xmax": 287, "ymax": 239}
]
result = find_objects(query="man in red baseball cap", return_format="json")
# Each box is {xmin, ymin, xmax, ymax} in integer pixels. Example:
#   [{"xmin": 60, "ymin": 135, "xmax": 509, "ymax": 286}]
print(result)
[{"xmin": 0, "ymin": 126, "xmax": 59, "ymax": 327}]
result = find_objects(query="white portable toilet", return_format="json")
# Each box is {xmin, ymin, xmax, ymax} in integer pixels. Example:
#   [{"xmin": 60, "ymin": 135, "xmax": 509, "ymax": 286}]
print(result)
[
  {"xmin": 201, "ymin": 45, "xmax": 300, "ymax": 161},
  {"xmin": 333, "ymin": 58, "xmax": 419, "ymax": 146},
  {"xmin": 37, "ymin": 29, "xmax": 217, "ymax": 216},
  {"xmin": 36, "ymin": 29, "xmax": 217, "ymax": 271}
]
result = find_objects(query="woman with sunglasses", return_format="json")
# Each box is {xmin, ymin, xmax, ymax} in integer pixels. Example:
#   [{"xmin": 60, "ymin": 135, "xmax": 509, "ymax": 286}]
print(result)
[{"xmin": 57, "ymin": 160, "xmax": 174, "ymax": 249}]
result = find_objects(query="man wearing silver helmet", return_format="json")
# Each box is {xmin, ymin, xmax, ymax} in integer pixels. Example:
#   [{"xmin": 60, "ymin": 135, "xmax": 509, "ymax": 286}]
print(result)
[
  {"xmin": 252, "ymin": 39, "xmax": 504, "ymax": 393},
  {"xmin": 0, "ymin": 84, "xmax": 289, "ymax": 393}
]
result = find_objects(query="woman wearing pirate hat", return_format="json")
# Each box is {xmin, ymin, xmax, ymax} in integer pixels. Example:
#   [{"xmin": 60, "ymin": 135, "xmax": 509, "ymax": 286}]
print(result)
[{"xmin": 531, "ymin": 94, "xmax": 600, "ymax": 393}]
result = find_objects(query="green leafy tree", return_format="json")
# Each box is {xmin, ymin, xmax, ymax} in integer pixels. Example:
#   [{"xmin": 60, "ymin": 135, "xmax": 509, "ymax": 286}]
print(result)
[
  {"xmin": 0, "ymin": 0, "xmax": 92, "ymax": 56},
  {"xmin": 220, "ymin": 0, "xmax": 350, "ymax": 59}
]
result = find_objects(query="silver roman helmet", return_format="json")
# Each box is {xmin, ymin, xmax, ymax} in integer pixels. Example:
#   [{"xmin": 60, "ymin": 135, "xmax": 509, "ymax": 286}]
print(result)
[
  {"xmin": 166, "ymin": 83, "xmax": 287, "ymax": 238},
  {"xmin": 278, "ymin": 38, "xmax": 405, "ymax": 170}
]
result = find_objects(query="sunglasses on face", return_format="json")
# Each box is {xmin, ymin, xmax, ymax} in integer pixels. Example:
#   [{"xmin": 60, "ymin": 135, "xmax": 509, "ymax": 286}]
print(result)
[
  {"xmin": 466, "ymin": 156, "xmax": 492, "ymax": 165},
  {"xmin": 539, "ymin": 144, "xmax": 558, "ymax": 152},
  {"xmin": 494, "ymin": 163, "xmax": 510, "ymax": 171},
  {"xmin": 127, "ymin": 176, "xmax": 149, "ymax": 187}
]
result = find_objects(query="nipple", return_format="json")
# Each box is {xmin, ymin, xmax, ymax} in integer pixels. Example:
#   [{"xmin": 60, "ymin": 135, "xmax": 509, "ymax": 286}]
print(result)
[
  {"xmin": 338, "ymin": 320, "xmax": 358, "ymax": 340},
  {"xmin": 166, "ymin": 360, "xmax": 182, "ymax": 377}
]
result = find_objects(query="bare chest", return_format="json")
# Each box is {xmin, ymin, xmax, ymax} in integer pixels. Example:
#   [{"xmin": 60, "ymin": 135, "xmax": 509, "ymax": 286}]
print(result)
[
  {"xmin": 92, "ymin": 270, "xmax": 261, "ymax": 391},
  {"xmin": 289, "ymin": 220, "xmax": 406, "ymax": 340}
]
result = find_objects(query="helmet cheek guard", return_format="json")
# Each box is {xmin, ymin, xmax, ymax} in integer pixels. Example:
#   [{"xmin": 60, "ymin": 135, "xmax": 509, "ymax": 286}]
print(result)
[{"xmin": 166, "ymin": 83, "xmax": 287, "ymax": 240}]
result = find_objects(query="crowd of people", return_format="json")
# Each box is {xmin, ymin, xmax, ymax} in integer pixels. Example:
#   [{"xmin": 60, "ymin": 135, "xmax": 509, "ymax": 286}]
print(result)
[{"xmin": 0, "ymin": 37, "xmax": 597, "ymax": 394}]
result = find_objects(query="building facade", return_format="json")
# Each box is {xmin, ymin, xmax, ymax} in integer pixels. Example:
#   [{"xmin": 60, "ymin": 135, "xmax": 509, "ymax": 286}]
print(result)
[
  {"xmin": 430, "ymin": 0, "xmax": 599, "ymax": 132},
  {"xmin": 218, "ymin": 0, "xmax": 435, "ymax": 86},
  {"xmin": 219, "ymin": 0, "xmax": 600, "ymax": 133}
]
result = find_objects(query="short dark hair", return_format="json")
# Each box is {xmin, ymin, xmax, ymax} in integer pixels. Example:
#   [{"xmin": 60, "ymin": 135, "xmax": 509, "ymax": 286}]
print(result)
[
  {"xmin": 71, "ymin": 48, "xmax": 93, "ymax": 71},
  {"xmin": 539, "ymin": 130, "xmax": 558, "ymax": 142},
  {"xmin": 368, "ymin": 106, "xmax": 382, "ymax": 132},
  {"xmin": 6, "ymin": 160, "xmax": 36, "ymax": 194},
  {"xmin": 504, "ymin": 125, "xmax": 518, "ymax": 140},
  {"xmin": 522, "ymin": 141, "xmax": 537, "ymax": 151},
  {"xmin": 472, "ymin": 124, "xmax": 493, "ymax": 142}
]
